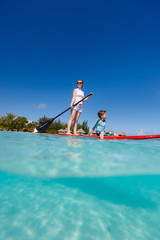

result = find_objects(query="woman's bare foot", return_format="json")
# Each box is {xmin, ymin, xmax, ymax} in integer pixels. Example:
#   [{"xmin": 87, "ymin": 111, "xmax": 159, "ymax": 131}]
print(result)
[
  {"xmin": 73, "ymin": 133, "xmax": 79, "ymax": 135},
  {"xmin": 66, "ymin": 132, "xmax": 72, "ymax": 135}
]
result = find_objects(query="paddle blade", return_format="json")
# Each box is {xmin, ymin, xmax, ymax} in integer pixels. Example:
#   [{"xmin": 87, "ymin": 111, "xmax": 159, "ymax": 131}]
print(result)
[{"xmin": 35, "ymin": 118, "xmax": 54, "ymax": 133}]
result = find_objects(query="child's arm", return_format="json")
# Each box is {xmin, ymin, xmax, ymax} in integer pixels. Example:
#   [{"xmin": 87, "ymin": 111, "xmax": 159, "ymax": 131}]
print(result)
[
  {"xmin": 89, "ymin": 119, "xmax": 101, "ymax": 135},
  {"xmin": 70, "ymin": 90, "xmax": 76, "ymax": 108},
  {"xmin": 89, "ymin": 129, "xmax": 94, "ymax": 135},
  {"xmin": 100, "ymin": 131, "xmax": 105, "ymax": 139}
]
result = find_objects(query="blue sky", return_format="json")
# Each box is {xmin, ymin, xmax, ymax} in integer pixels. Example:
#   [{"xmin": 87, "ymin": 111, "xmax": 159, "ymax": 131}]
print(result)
[{"xmin": 0, "ymin": 0, "xmax": 160, "ymax": 134}]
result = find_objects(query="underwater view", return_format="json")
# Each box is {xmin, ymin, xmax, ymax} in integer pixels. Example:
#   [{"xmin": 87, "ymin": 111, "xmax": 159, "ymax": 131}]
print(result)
[{"xmin": 0, "ymin": 131, "xmax": 160, "ymax": 240}]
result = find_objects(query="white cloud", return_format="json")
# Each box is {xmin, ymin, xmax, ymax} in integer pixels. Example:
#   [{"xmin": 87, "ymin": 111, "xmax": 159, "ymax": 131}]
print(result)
[
  {"xmin": 32, "ymin": 103, "xmax": 48, "ymax": 109},
  {"xmin": 37, "ymin": 104, "xmax": 47, "ymax": 109}
]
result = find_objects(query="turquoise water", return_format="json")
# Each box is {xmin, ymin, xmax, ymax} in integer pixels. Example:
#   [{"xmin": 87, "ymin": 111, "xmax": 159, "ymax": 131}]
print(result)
[{"xmin": 0, "ymin": 132, "xmax": 160, "ymax": 240}]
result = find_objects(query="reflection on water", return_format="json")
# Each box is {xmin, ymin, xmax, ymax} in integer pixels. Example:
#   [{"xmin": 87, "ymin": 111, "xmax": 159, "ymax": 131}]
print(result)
[
  {"xmin": 66, "ymin": 138, "xmax": 82, "ymax": 159},
  {"xmin": 67, "ymin": 138, "xmax": 84, "ymax": 147}
]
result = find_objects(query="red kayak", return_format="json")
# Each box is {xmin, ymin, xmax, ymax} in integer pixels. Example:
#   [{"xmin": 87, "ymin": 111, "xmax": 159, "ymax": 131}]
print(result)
[{"xmin": 42, "ymin": 133, "xmax": 160, "ymax": 140}]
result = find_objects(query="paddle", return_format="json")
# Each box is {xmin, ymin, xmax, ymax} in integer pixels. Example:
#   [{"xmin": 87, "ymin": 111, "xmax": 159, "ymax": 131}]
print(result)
[{"xmin": 34, "ymin": 93, "xmax": 93, "ymax": 133}]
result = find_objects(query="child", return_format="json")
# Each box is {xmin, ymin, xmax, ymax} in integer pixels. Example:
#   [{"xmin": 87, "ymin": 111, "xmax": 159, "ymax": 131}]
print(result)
[{"xmin": 90, "ymin": 110, "xmax": 116, "ymax": 139}]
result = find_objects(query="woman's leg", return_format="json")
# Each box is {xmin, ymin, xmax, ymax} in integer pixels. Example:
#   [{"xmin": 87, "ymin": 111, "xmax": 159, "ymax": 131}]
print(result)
[
  {"xmin": 67, "ymin": 110, "xmax": 77, "ymax": 134},
  {"xmin": 73, "ymin": 111, "xmax": 81, "ymax": 135}
]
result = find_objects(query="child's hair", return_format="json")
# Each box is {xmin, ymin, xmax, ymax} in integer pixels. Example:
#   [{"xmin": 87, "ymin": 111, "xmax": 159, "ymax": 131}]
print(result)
[{"xmin": 98, "ymin": 110, "xmax": 106, "ymax": 118}]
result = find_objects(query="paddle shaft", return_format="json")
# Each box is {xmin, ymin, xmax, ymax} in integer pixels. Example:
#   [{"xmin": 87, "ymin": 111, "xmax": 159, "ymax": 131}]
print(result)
[
  {"xmin": 36, "ymin": 93, "xmax": 92, "ymax": 132},
  {"xmin": 52, "ymin": 93, "xmax": 92, "ymax": 121}
]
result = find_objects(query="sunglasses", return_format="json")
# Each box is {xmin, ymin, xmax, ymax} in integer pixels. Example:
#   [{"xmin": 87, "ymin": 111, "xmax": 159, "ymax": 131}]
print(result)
[{"xmin": 77, "ymin": 82, "xmax": 83, "ymax": 84}]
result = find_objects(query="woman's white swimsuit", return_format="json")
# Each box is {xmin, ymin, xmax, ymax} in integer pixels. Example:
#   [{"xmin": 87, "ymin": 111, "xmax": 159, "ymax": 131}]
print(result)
[{"xmin": 72, "ymin": 88, "xmax": 84, "ymax": 113}]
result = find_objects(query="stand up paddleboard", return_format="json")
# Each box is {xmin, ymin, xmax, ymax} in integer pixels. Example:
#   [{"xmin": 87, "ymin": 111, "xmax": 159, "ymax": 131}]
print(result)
[{"xmin": 41, "ymin": 133, "xmax": 160, "ymax": 140}]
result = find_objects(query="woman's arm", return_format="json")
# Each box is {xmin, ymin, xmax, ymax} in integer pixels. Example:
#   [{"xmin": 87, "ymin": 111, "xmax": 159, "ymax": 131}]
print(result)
[
  {"xmin": 83, "ymin": 92, "xmax": 93, "ymax": 102},
  {"xmin": 70, "ymin": 90, "xmax": 76, "ymax": 108}
]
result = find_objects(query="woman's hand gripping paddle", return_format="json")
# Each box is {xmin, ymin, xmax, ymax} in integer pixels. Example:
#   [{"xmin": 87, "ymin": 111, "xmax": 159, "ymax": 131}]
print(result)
[{"xmin": 34, "ymin": 93, "xmax": 93, "ymax": 133}]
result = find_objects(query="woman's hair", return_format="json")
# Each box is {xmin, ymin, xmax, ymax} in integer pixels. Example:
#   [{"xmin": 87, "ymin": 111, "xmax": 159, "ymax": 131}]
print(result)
[
  {"xmin": 98, "ymin": 110, "xmax": 106, "ymax": 118},
  {"xmin": 77, "ymin": 79, "xmax": 84, "ymax": 85}
]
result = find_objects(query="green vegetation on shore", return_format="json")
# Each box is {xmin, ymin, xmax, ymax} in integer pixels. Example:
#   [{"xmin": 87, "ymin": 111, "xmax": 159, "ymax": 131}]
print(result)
[{"xmin": 0, "ymin": 113, "xmax": 89, "ymax": 134}]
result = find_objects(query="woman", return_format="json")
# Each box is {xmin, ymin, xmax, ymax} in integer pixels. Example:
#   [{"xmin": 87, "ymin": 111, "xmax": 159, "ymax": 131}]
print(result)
[{"xmin": 67, "ymin": 79, "xmax": 93, "ymax": 135}]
